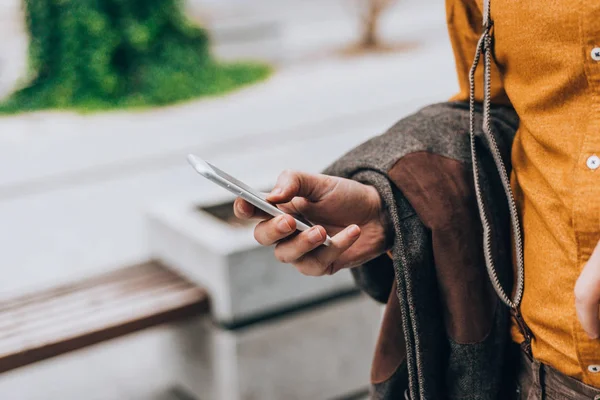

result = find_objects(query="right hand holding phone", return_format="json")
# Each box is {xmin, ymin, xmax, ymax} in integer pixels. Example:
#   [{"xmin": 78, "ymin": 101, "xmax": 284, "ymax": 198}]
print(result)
[{"xmin": 233, "ymin": 170, "xmax": 393, "ymax": 276}]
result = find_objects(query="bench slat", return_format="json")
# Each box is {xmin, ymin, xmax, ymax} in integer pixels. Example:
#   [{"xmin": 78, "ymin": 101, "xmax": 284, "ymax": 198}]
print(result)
[
  {"xmin": 0, "ymin": 269, "xmax": 189, "ymax": 339},
  {"xmin": 0, "ymin": 261, "xmax": 209, "ymax": 374}
]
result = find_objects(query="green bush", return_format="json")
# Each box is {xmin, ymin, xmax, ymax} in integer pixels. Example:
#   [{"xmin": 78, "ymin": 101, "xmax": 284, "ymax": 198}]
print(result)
[{"xmin": 0, "ymin": 0, "xmax": 271, "ymax": 113}]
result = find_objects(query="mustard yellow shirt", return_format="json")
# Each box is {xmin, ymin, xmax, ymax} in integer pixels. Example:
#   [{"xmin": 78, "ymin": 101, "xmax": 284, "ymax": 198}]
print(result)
[{"xmin": 446, "ymin": 0, "xmax": 600, "ymax": 386}]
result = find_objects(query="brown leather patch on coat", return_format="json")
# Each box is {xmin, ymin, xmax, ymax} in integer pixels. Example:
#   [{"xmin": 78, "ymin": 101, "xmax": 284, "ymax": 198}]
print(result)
[
  {"xmin": 388, "ymin": 152, "xmax": 496, "ymax": 344},
  {"xmin": 371, "ymin": 280, "xmax": 407, "ymax": 384}
]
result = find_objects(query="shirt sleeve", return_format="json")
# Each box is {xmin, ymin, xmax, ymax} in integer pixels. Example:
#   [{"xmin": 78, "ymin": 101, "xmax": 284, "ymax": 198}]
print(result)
[{"xmin": 446, "ymin": 0, "xmax": 511, "ymax": 105}]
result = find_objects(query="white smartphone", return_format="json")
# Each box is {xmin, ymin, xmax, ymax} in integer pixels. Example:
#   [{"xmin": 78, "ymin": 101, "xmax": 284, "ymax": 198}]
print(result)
[{"xmin": 187, "ymin": 154, "xmax": 332, "ymax": 246}]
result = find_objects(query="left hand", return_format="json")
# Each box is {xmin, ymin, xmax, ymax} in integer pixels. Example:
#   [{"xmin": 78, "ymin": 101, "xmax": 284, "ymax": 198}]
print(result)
[{"xmin": 574, "ymin": 240, "xmax": 600, "ymax": 338}]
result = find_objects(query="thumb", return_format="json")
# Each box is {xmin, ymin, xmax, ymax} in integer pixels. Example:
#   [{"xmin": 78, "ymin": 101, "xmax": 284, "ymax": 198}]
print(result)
[{"xmin": 267, "ymin": 170, "xmax": 333, "ymax": 203}]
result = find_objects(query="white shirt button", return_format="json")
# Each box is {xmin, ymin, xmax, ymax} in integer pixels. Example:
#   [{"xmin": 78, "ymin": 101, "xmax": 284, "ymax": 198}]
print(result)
[
  {"xmin": 589, "ymin": 365, "xmax": 600, "ymax": 373},
  {"xmin": 587, "ymin": 155, "xmax": 600, "ymax": 170},
  {"xmin": 592, "ymin": 47, "xmax": 600, "ymax": 61}
]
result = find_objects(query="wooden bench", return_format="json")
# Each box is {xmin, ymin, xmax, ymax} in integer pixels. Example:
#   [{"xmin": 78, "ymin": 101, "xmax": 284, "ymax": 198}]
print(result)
[{"xmin": 0, "ymin": 261, "xmax": 209, "ymax": 374}]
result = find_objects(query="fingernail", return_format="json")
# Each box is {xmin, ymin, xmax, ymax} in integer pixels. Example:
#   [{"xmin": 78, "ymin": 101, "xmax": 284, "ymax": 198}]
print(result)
[
  {"xmin": 348, "ymin": 225, "xmax": 360, "ymax": 237},
  {"xmin": 271, "ymin": 188, "xmax": 282, "ymax": 196},
  {"xmin": 277, "ymin": 216, "xmax": 292, "ymax": 232},
  {"xmin": 236, "ymin": 202, "xmax": 251, "ymax": 218},
  {"xmin": 309, "ymin": 227, "xmax": 324, "ymax": 244}
]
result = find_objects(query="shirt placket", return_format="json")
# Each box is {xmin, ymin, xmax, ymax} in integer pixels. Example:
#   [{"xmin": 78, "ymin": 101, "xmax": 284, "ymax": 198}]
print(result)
[{"xmin": 573, "ymin": 2, "xmax": 600, "ymax": 386}]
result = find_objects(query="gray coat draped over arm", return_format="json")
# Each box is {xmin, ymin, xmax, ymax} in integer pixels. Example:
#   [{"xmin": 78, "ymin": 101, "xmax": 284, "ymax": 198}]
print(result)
[{"xmin": 323, "ymin": 101, "xmax": 519, "ymax": 400}]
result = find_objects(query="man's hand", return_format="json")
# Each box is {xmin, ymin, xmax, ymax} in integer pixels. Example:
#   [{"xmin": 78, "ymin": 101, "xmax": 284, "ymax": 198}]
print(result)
[
  {"xmin": 575, "ymin": 241, "xmax": 600, "ymax": 338},
  {"xmin": 233, "ymin": 170, "xmax": 393, "ymax": 276}
]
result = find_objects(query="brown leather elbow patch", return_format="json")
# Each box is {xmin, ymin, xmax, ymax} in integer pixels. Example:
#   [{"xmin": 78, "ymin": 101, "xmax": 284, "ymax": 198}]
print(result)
[
  {"xmin": 371, "ymin": 280, "xmax": 407, "ymax": 384},
  {"xmin": 387, "ymin": 152, "xmax": 496, "ymax": 344}
]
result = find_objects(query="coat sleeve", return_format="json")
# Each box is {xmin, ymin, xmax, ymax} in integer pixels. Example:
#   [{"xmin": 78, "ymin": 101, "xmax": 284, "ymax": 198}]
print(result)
[
  {"xmin": 349, "ymin": 252, "xmax": 396, "ymax": 304},
  {"xmin": 446, "ymin": 0, "xmax": 511, "ymax": 105}
]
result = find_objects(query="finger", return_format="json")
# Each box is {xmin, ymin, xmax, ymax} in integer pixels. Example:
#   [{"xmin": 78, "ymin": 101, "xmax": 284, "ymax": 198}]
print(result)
[
  {"xmin": 294, "ymin": 225, "xmax": 361, "ymax": 276},
  {"xmin": 575, "ymin": 293, "xmax": 600, "ymax": 339},
  {"xmin": 267, "ymin": 170, "xmax": 334, "ymax": 203},
  {"xmin": 575, "ymin": 243, "xmax": 600, "ymax": 339},
  {"xmin": 274, "ymin": 226, "xmax": 327, "ymax": 263},
  {"xmin": 575, "ymin": 274, "xmax": 600, "ymax": 339},
  {"xmin": 253, "ymin": 214, "xmax": 297, "ymax": 246},
  {"xmin": 274, "ymin": 197, "xmax": 310, "ymax": 218},
  {"xmin": 329, "ymin": 246, "xmax": 373, "ymax": 272},
  {"xmin": 277, "ymin": 196, "xmax": 340, "ymax": 224},
  {"xmin": 233, "ymin": 197, "xmax": 270, "ymax": 220}
]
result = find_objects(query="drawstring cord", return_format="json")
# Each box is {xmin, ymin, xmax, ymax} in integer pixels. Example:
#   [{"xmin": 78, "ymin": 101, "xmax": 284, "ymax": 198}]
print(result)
[{"xmin": 468, "ymin": 0, "xmax": 533, "ymax": 357}]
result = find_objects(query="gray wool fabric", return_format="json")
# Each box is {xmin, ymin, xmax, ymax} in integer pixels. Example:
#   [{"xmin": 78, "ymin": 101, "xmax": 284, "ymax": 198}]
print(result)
[{"xmin": 324, "ymin": 101, "xmax": 519, "ymax": 399}]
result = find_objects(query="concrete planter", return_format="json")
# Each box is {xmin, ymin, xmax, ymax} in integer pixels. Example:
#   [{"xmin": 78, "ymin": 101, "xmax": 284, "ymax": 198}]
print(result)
[
  {"xmin": 147, "ymin": 192, "xmax": 357, "ymax": 325},
  {"xmin": 175, "ymin": 294, "xmax": 380, "ymax": 400}
]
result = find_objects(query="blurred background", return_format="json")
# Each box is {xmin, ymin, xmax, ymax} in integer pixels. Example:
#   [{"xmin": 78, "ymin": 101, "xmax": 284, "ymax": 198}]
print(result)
[{"xmin": 0, "ymin": 0, "xmax": 457, "ymax": 399}]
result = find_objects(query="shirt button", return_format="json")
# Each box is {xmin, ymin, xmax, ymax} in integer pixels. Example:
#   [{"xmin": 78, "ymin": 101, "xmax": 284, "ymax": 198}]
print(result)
[
  {"xmin": 589, "ymin": 365, "xmax": 600, "ymax": 373},
  {"xmin": 587, "ymin": 155, "xmax": 600, "ymax": 170},
  {"xmin": 592, "ymin": 47, "xmax": 600, "ymax": 61}
]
